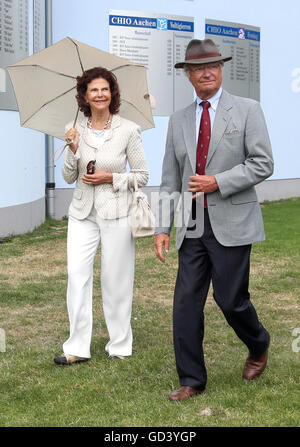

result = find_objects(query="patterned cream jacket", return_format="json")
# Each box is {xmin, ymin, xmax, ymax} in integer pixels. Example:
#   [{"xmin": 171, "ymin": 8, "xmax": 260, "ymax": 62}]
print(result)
[{"xmin": 62, "ymin": 114, "xmax": 149, "ymax": 220}]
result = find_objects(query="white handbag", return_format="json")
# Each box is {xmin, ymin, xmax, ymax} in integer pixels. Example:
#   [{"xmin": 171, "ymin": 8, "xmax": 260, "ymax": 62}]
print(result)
[{"xmin": 130, "ymin": 174, "xmax": 155, "ymax": 238}]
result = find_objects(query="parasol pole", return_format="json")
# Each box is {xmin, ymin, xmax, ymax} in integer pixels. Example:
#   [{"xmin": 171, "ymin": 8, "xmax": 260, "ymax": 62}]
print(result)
[
  {"xmin": 45, "ymin": 0, "xmax": 55, "ymax": 219},
  {"xmin": 73, "ymin": 106, "xmax": 80, "ymax": 127}
]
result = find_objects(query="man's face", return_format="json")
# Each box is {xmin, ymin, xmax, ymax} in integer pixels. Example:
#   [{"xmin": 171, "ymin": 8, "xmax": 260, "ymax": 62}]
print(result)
[{"xmin": 187, "ymin": 62, "xmax": 223, "ymax": 99}]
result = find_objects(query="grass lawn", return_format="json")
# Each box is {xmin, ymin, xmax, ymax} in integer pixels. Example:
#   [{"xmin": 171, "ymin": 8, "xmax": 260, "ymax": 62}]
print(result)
[{"xmin": 0, "ymin": 198, "xmax": 299, "ymax": 427}]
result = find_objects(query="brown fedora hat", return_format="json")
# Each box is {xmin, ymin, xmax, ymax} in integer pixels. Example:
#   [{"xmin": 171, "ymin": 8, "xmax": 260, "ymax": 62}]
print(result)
[{"xmin": 174, "ymin": 38, "xmax": 232, "ymax": 68}]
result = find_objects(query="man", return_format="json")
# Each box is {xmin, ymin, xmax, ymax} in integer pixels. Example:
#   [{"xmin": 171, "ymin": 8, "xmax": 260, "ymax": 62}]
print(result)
[{"xmin": 154, "ymin": 39, "xmax": 274, "ymax": 401}]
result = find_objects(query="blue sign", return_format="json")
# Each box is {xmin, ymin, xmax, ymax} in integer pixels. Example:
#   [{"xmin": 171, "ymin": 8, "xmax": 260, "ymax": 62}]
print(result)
[
  {"xmin": 206, "ymin": 23, "xmax": 260, "ymax": 41},
  {"xmin": 157, "ymin": 18, "xmax": 168, "ymax": 31},
  {"xmin": 109, "ymin": 15, "xmax": 157, "ymax": 29},
  {"xmin": 109, "ymin": 15, "xmax": 194, "ymax": 32},
  {"xmin": 168, "ymin": 19, "xmax": 194, "ymax": 32}
]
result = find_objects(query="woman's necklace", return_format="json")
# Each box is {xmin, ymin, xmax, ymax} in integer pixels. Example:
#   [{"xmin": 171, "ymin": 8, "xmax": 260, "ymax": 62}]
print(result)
[{"xmin": 87, "ymin": 115, "xmax": 111, "ymax": 134}]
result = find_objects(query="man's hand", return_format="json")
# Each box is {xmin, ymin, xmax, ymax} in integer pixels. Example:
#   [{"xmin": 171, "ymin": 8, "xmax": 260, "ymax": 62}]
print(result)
[
  {"xmin": 188, "ymin": 174, "xmax": 219, "ymax": 198},
  {"xmin": 154, "ymin": 233, "xmax": 170, "ymax": 263}
]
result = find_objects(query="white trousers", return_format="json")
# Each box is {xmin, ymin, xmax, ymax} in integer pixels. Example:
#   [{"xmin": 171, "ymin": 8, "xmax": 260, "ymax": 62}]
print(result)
[{"xmin": 62, "ymin": 208, "xmax": 135, "ymax": 358}]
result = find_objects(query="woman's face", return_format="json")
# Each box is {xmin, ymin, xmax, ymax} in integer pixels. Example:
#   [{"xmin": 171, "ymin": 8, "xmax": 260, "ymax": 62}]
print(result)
[{"xmin": 85, "ymin": 77, "xmax": 112, "ymax": 115}]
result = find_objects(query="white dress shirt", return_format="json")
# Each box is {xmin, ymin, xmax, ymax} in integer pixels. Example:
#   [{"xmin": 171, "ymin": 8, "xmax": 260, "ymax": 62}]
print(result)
[{"xmin": 196, "ymin": 87, "xmax": 223, "ymax": 144}]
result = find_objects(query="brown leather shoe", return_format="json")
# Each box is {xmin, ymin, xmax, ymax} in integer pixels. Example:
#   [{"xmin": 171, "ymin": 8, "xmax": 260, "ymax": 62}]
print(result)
[
  {"xmin": 243, "ymin": 348, "xmax": 269, "ymax": 380},
  {"xmin": 169, "ymin": 386, "xmax": 202, "ymax": 401}
]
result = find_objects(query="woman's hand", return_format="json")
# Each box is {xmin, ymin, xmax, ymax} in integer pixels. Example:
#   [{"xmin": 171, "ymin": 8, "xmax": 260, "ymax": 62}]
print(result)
[
  {"xmin": 65, "ymin": 127, "xmax": 79, "ymax": 154},
  {"xmin": 82, "ymin": 170, "xmax": 113, "ymax": 186}
]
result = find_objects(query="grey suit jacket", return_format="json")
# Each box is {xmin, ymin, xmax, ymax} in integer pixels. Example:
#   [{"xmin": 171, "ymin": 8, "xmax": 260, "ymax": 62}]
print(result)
[{"xmin": 155, "ymin": 89, "xmax": 274, "ymax": 248}]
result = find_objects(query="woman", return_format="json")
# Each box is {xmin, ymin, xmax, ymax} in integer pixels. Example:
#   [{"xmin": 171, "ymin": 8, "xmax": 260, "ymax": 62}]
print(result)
[{"xmin": 54, "ymin": 67, "xmax": 149, "ymax": 365}]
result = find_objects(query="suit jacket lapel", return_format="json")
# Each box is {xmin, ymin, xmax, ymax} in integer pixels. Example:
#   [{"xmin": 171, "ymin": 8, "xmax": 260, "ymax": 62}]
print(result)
[
  {"xmin": 206, "ymin": 90, "xmax": 233, "ymax": 167},
  {"xmin": 183, "ymin": 101, "xmax": 197, "ymax": 170}
]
